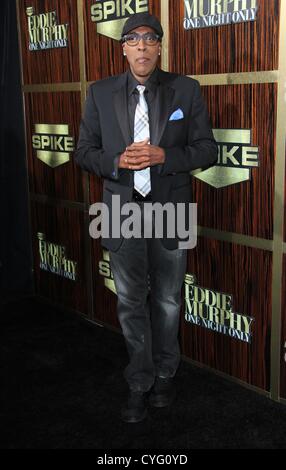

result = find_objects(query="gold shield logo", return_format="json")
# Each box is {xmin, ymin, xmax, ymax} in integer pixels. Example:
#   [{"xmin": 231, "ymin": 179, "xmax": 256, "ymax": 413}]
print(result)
[
  {"xmin": 32, "ymin": 124, "xmax": 75, "ymax": 168},
  {"xmin": 91, "ymin": 0, "xmax": 149, "ymax": 40},
  {"xmin": 193, "ymin": 129, "xmax": 259, "ymax": 189}
]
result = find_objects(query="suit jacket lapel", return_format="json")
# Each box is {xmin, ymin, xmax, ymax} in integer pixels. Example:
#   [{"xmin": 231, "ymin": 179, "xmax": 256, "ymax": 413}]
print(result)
[
  {"xmin": 152, "ymin": 71, "xmax": 175, "ymax": 175},
  {"xmin": 152, "ymin": 78, "xmax": 175, "ymax": 146},
  {"xmin": 113, "ymin": 72, "xmax": 132, "ymax": 148}
]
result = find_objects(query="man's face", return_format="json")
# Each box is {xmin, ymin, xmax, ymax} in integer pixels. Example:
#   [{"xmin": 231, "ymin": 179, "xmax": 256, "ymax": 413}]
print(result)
[{"xmin": 122, "ymin": 26, "xmax": 161, "ymax": 82}]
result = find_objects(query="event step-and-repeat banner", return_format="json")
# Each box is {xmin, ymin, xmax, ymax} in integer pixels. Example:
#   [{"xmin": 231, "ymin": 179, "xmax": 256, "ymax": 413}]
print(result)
[{"xmin": 17, "ymin": 0, "xmax": 286, "ymax": 402}]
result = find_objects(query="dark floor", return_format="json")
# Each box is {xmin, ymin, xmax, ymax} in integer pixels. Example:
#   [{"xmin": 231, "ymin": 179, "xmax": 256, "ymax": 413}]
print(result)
[{"xmin": 0, "ymin": 297, "xmax": 286, "ymax": 449}]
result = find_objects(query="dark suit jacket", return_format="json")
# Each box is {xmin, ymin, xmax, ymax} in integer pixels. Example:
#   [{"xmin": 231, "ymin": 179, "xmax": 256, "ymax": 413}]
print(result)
[{"xmin": 75, "ymin": 68, "xmax": 218, "ymax": 251}]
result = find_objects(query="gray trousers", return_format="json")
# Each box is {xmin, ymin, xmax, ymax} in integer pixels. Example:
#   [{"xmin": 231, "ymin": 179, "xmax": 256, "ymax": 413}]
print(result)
[{"xmin": 109, "ymin": 205, "xmax": 187, "ymax": 392}]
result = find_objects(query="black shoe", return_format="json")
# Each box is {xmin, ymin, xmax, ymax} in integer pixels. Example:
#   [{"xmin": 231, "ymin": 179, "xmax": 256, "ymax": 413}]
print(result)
[
  {"xmin": 149, "ymin": 377, "xmax": 176, "ymax": 408},
  {"xmin": 121, "ymin": 391, "xmax": 148, "ymax": 423}
]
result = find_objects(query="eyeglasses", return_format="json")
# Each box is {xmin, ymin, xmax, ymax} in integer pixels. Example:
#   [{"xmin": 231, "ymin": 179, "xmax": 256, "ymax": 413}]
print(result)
[{"xmin": 122, "ymin": 32, "xmax": 161, "ymax": 47}]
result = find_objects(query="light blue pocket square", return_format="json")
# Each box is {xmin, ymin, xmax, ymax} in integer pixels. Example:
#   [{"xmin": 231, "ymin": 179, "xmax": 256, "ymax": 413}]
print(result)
[{"xmin": 169, "ymin": 108, "xmax": 184, "ymax": 121}]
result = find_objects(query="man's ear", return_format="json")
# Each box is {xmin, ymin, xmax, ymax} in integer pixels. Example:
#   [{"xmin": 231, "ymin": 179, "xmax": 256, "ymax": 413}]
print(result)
[{"xmin": 122, "ymin": 44, "xmax": 126, "ymax": 56}]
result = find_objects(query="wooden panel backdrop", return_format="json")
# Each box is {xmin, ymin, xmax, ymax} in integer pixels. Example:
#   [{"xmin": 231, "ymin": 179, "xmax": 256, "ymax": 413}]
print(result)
[
  {"xmin": 18, "ymin": 0, "xmax": 80, "ymax": 84},
  {"xmin": 24, "ymin": 91, "xmax": 84, "ymax": 201},
  {"xmin": 183, "ymin": 239, "xmax": 272, "ymax": 390},
  {"xmin": 167, "ymin": 0, "xmax": 279, "ymax": 392},
  {"xmin": 168, "ymin": 0, "xmax": 280, "ymax": 75},
  {"xmin": 31, "ymin": 201, "xmax": 88, "ymax": 314},
  {"xmin": 197, "ymin": 83, "xmax": 276, "ymax": 239},
  {"xmin": 17, "ymin": 0, "xmax": 285, "ymax": 401}
]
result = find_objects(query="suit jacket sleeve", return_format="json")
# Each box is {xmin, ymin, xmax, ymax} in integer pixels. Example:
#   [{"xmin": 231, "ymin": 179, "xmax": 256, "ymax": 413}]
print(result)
[
  {"xmin": 160, "ymin": 80, "xmax": 218, "ymax": 176},
  {"xmin": 74, "ymin": 85, "xmax": 120, "ymax": 180}
]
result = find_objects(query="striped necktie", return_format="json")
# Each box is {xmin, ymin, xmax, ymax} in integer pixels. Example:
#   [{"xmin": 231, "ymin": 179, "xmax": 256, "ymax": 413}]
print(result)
[{"xmin": 133, "ymin": 85, "xmax": 151, "ymax": 197}]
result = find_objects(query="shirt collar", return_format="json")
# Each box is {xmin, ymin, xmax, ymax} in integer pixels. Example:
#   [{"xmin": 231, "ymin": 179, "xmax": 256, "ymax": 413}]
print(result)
[{"xmin": 127, "ymin": 67, "xmax": 159, "ymax": 97}]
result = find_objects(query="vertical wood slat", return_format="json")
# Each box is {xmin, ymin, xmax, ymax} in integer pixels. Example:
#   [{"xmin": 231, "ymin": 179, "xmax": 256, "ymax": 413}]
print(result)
[{"xmin": 77, "ymin": 0, "xmax": 94, "ymax": 320}]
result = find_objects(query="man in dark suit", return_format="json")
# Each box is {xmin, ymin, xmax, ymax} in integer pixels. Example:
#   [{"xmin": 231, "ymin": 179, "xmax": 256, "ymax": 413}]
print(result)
[{"xmin": 75, "ymin": 12, "xmax": 217, "ymax": 423}]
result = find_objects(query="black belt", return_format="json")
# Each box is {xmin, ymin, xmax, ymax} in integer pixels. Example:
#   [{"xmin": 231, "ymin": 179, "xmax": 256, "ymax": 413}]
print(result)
[{"xmin": 132, "ymin": 190, "xmax": 152, "ymax": 202}]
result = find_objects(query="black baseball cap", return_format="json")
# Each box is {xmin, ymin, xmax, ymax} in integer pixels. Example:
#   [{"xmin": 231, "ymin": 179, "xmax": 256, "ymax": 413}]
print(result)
[{"xmin": 121, "ymin": 12, "xmax": 164, "ymax": 39}]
